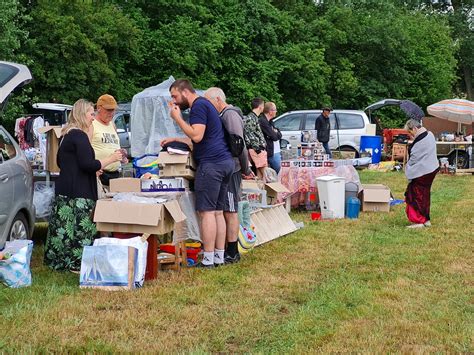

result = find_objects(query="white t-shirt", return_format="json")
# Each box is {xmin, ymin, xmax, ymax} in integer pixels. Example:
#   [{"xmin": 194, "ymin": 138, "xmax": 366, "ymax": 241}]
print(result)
[{"xmin": 273, "ymin": 140, "xmax": 281, "ymax": 154}]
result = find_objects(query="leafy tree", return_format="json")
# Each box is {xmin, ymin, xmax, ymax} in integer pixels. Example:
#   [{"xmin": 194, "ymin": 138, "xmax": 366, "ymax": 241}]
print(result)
[
  {"xmin": 0, "ymin": 0, "xmax": 32, "ymax": 132},
  {"xmin": 21, "ymin": 1, "xmax": 146, "ymax": 104}
]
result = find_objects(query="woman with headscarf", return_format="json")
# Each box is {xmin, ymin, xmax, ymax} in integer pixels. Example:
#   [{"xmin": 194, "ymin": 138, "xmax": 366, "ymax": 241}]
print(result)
[
  {"xmin": 44, "ymin": 99, "xmax": 122, "ymax": 272},
  {"xmin": 404, "ymin": 119, "xmax": 439, "ymax": 228}
]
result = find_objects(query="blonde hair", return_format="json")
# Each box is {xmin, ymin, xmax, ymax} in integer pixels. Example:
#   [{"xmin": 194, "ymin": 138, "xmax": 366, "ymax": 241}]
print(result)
[
  {"xmin": 62, "ymin": 99, "xmax": 94, "ymax": 135},
  {"xmin": 263, "ymin": 102, "xmax": 276, "ymax": 114}
]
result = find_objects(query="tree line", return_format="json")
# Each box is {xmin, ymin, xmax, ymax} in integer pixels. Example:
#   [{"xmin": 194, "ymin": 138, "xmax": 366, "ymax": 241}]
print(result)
[{"xmin": 1, "ymin": 0, "xmax": 472, "ymax": 133}]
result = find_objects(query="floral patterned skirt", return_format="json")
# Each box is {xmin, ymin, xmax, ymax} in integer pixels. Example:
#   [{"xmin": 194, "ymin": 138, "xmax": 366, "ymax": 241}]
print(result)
[{"xmin": 44, "ymin": 195, "xmax": 97, "ymax": 271}]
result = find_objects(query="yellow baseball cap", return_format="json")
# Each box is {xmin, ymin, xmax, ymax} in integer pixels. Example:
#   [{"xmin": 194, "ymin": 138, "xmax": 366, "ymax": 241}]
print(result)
[{"xmin": 96, "ymin": 94, "xmax": 117, "ymax": 109}]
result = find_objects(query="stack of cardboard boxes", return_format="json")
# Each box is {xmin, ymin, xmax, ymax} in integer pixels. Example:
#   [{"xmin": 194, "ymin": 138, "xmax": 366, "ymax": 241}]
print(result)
[{"xmin": 92, "ymin": 152, "xmax": 198, "ymax": 280}]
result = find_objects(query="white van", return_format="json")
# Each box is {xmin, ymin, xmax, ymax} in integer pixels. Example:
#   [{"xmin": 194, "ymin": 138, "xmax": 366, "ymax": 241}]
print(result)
[{"xmin": 273, "ymin": 109, "xmax": 375, "ymax": 156}]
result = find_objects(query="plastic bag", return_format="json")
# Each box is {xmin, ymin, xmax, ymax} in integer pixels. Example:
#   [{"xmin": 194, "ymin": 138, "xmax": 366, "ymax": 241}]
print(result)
[
  {"xmin": 238, "ymin": 200, "xmax": 251, "ymax": 228},
  {"xmin": 112, "ymin": 192, "xmax": 167, "ymax": 204},
  {"xmin": 33, "ymin": 181, "xmax": 55, "ymax": 218},
  {"xmin": 133, "ymin": 154, "xmax": 159, "ymax": 178},
  {"xmin": 93, "ymin": 237, "xmax": 148, "ymax": 288},
  {"xmin": 264, "ymin": 167, "xmax": 278, "ymax": 183},
  {"xmin": 0, "ymin": 240, "xmax": 33, "ymax": 288},
  {"xmin": 80, "ymin": 245, "xmax": 138, "ymax": 290},
  {"xmin": 173, "ymin": 192, "xmax": 201, "ymax": 242}
]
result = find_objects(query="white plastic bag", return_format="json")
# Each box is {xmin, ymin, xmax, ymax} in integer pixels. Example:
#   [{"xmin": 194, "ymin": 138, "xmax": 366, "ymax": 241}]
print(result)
[
  {"xmin": 0, "ymin": 240, "xmax": 34, "ymax": 288},
  {"xmin": 93, "ymin": 236, "xmax": 148, "ymax": 288},
  {"xmin": 80, "ymin": 245, "xmax": 138, "ymax": 290},
  {"xmin": 33, "ymin": 181, "xmax": 55, "ymax": 218}
]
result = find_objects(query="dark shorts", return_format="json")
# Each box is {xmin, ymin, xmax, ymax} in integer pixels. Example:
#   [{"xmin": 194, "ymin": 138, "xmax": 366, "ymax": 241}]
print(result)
[
  {"xmin": 224, "ymin": 171, "xmax": 242, "ymax": 213},
  {"xmin": 194, "ymin": 160, "xmax": 234, "ymax": 211}
]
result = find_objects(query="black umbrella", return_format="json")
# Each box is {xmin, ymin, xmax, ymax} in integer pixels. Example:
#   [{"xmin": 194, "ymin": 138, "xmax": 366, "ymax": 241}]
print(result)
[{"xmin": 400, "ymin": 100, "xmax": 425, "ymax": 121}]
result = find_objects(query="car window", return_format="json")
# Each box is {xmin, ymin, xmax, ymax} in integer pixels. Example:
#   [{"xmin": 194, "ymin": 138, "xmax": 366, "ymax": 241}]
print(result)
[
  {"xmin": 115, "ymin": 113, "xmax": 131, "ymax": 131},
  {"xmin": 0, "ymin": 63, "xmax": 19, "ymax": 87},
  {"xmin": 114, "ymin": 114, "xmax": 125, "ymax": 130},
  {"xmin": 336, "ymin": 113, "xmax": 364, "ymax": 130},
  {"xmin": 306, "ymin": 113, "xmax": 337, "ymax": 130},
  {"xmin": 0, "ymin": 129, "xmax": 17, "ymax": 161},
  {"xmin": 274, "ymin": 113, "xmax": 303, "ymax": 131}
]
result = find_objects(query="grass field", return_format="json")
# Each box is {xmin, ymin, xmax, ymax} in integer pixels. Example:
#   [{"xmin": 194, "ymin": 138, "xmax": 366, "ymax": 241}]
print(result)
[{"xmin": 1, "ymin": 171, "xmax": 473, "ymax": 352}]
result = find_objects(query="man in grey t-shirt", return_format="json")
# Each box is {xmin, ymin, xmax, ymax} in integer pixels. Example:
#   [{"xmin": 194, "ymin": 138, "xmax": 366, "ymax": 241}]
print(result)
[{"xmin": 205, "ymin": 87, "xmax": 252, "ymax": 264}]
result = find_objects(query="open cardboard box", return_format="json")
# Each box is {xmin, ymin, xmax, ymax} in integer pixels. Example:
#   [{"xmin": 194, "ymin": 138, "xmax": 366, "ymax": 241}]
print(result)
[
  {"xmin": 157, "ymin": 152, "xmax": 195, "ymax": 179},
  {"xmin": 37, "ymin": 126, "xmax": 62, "ymax": 173},
  {"xmin": 242, "ymin": 180, "xmax": 290, "ymax": 205},
  {"xmin": 93, "ymin": 199, "xmax": 186, "ymax": 235},
  {"xmin": 359, "ymin": 184, "xmax": 391, "ymax": 212}
]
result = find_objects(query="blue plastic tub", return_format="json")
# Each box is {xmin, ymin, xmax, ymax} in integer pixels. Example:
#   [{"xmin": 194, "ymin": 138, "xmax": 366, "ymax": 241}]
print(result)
[
  {"xmin": 360, "ymin": 135, "xmax": 382, "ymax": 163},
  {"xmin": 345, "ymin": 197, "xmax": 361, "ymax": 219}
]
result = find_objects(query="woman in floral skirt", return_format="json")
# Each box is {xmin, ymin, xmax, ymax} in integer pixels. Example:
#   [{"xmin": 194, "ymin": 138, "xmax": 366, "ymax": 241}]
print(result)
[{"xmin": 44, "ymin": 99, "xmax": 122, "ymax": 272}]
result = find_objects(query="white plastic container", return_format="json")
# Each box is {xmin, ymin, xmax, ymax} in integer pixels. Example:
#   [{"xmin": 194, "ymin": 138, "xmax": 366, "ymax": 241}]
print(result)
[{"xmin": 316, "ymin": 175, "xmax": 346, "ymax": 219}]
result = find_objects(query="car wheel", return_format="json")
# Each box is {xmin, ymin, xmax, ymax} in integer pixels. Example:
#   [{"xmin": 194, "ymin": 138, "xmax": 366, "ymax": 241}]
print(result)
[
  {"xmin": 9, "ymin": 212, "xmax": 29, "ymax": 241},
  {"xmin": 448, "ymin": 150, "xmax": 469, "ymax": 170}
]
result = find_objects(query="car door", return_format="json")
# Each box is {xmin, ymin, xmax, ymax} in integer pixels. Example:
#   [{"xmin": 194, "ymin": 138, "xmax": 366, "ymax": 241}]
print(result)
[
  {"xmin": 114, "ymin": 113, "xmax": 131, "ymax": 156},
  {"xmin": 273, "ymin": 112, "xmax": 304, "ymax": 148},
  {"xmin": 333, "ymin": 112, "xmax": 365, "ymax": 150},
  {"xmin": 0, "ymin": 127, "xmax": 15, "ymax": 239}
]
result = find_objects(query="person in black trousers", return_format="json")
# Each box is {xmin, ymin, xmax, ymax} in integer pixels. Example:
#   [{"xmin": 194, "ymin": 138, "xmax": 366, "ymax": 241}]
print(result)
[
  {"xmin": 259, "ymin": 102, "xmax": 282, "ymax": 173},
  {"xmin": 315, "ymin": 107, "xmax": 332, "ymax": 157},
  {"xmin": 44, "ymin": 99, "xmax": 122, "ymax": 272}
]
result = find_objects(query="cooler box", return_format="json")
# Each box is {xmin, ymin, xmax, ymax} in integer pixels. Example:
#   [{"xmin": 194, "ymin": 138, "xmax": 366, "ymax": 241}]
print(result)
[
  {"xmin": 360, "ymin": 135, "xmax": 382, "ymax": 163},
  {"xmin": 316, "ymin": 175, "xmax": 345, "ymax": 219}
]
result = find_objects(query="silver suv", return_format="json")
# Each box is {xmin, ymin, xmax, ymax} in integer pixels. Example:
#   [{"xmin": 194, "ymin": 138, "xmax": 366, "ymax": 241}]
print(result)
[
  {"xmin": 273, "ymin": 109, "xmax": 375, "ymax": 156},
  {"xmin": 0, "ymin": 61, "xmax": 35, "ymax": 248}
]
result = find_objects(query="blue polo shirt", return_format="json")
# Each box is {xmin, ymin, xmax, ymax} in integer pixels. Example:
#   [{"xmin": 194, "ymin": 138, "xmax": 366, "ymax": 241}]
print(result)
[{"xmin": 189, "ymin": 97, "xmax": 232, "ymax": 164}]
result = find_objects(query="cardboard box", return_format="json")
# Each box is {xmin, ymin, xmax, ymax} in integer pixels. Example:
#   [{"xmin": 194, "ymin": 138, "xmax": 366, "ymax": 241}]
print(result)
[
  {"xmin": 242, "ymin": 180, "xmax": 290, "ymax": 205},
  {"xmin": 37, "ymin": 126, "xmax": 62, "ymax": 173},
  {"xmin": 360, "ymin": 184, "xmax": 391, "ymax": 212},
  {"xmin": 157, "ymin": 152, "xmax": 195, "ymax": 179},
  {"xmin": 93, "ymin": 199, "xmax": 186, "ymax": 235},
  {"xmin": 141, "ymin": 177, "xmax": 189, "ymax": 192},
  {"xmin": 110, "ymin": 178, "xmax": 141, "ymax": 193}
]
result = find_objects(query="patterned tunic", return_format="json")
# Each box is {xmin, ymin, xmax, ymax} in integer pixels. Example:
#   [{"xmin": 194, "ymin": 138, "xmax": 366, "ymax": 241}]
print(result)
[{"xmin": 243, "ymin": 112, "xmax": 266, "ymax": 150}]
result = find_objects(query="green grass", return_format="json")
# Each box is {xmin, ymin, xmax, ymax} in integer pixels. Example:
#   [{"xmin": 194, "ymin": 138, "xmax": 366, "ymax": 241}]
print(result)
[{"xmin": 0, "ymin": 171, "xmax": 473, "ymax": 352}]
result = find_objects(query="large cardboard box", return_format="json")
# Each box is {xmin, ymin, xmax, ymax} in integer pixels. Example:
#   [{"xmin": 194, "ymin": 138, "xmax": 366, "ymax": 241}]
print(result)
[
  {"xmin": 37, "ymin": 126, "xmax": 62, "ymax": 173},
  {"xmin": 93, "ymin": 199, "xmax": 186, "ymax": 235},
  {"xmin": 360, "ymin": 184, "xmax": 391, "ymax": 212},
  {"xmin": 157, "ymin": 152, "xmax": 195, "ymax": 179},
  {"xmin": 242, "ymin": 180, "xmax": 290, "ymax": 205}
]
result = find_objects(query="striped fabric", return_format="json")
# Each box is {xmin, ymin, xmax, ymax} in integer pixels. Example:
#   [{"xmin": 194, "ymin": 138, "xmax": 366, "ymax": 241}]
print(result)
[{"xmin": 427, "ymin": 99, "xmax": 474, "ymax": 125}]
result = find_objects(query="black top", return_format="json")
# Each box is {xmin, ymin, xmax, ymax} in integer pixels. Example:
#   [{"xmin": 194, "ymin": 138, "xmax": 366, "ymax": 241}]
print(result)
[
  {"xmin": 258, "ymin": 115, "xmax": 282, "ymax": 157},
  {"xmin": 315, "ymin": 114, "xmax": 331, "ymax": 143},
  {"xmin": 56, "ymin": 129, "xmax": 102, "ymax": 201}
]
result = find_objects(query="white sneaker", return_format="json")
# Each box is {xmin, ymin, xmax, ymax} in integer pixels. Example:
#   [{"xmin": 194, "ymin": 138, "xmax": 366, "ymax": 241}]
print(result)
[
  {"xmin": 424, "ymin": 221, "xmax": 431, "ymax": 227},
  {"xmin": 407, "ymin": 223, "xmax": 425, "ymax": 229}
]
